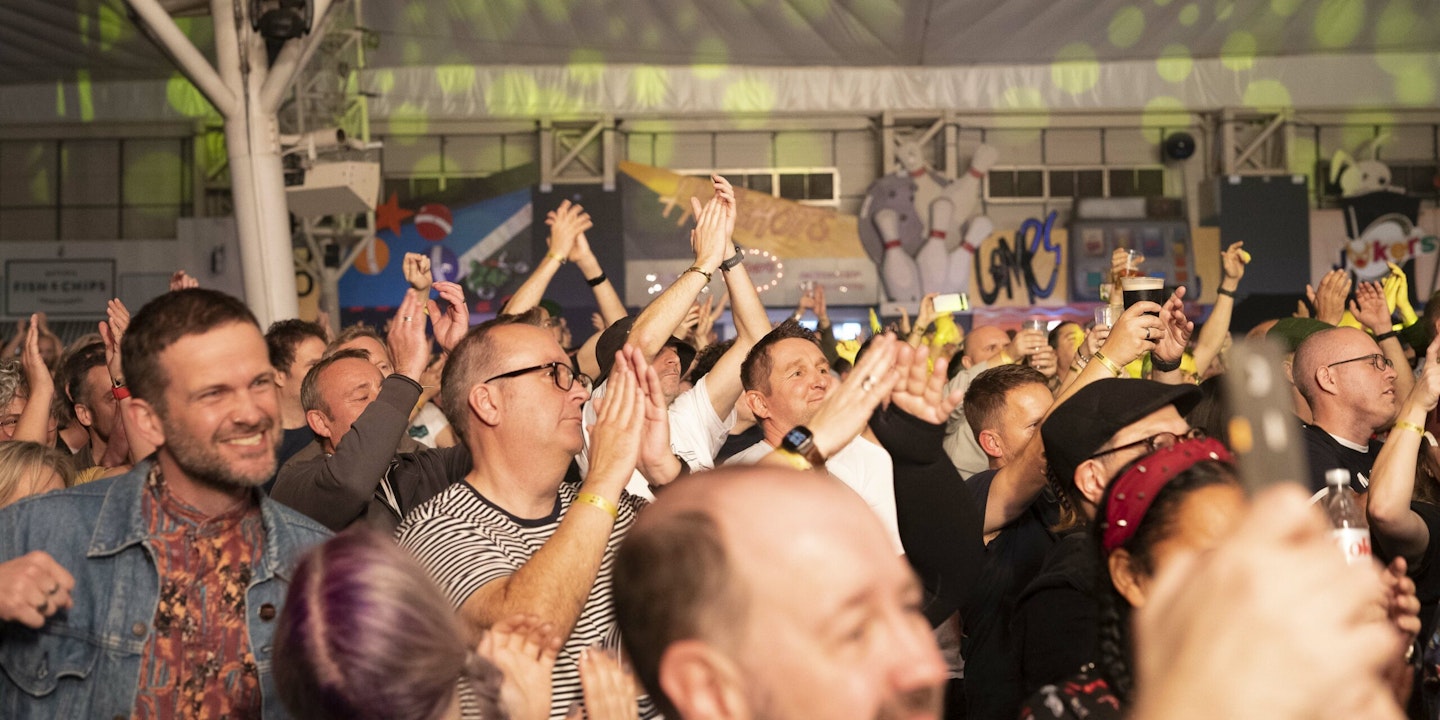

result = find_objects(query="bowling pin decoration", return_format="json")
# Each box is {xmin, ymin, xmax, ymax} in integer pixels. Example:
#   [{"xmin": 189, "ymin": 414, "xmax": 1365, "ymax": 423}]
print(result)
[
  {"xmin": 947, "ymin": 217, "xmax": 994, "ymax": 296},
  {"xmin": 896, "ymin": 139, "xmax": 945, "ymax": 239},
  {"xmin": 946, "ymin": 144, "xmax": 1000, "ymax": 224},
  {"xmin": 918, "ymin": 197, "xmax": 953, "ymax": 295},
  {"xmin": 874, "ymin": 208, "xmax": 921, "ymax": 302}
]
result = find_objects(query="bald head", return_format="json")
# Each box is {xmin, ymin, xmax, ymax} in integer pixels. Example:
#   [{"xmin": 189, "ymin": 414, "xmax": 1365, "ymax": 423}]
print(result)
[
  {"xmin": 1292, "ymin": 327, "xmax": 1375, "ymax": 404},
  {"xmin": 964, "ymin": 325, "xmax": 1010, "ymax": 368}
]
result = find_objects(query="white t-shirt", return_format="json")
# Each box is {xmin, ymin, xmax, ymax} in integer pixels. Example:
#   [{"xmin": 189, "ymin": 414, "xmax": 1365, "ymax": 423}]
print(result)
[
  {"xmin": 407, "ymin": 401, "xmax": 451, "ymax": 449},
  {"xmin": 577, "ymin": 375, "xmax": 737, "ymax": 500},
  {"xmin": 396, "ymin": 481, "xmax": 656, "ymax": 719},
  {"xmin": 725, "ymin": 436, "xmax": 906, "ymax": 554}
]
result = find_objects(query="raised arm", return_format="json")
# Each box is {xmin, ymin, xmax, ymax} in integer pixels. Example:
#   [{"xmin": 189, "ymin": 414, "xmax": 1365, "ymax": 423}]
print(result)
[
  {"xmin": 1352, "ymin": 280, "xmax": 1413, "ymax": 403},
  {"xmin": 11, "ymin": 316, "xmax": 54, "ymax": 445},
  {"xmin": 502, "ymin": 200, "xmax": 592, "ymax": 315},
  {"xmin": 1151, "ymin": 286, "xmax": 1195, "ymax": 385},
  {"xmin": 570, "ymin": 231, "xmax": 627, "ymax": 326},
  {"xmin": 1368, "ymin": 337, "xmax": 1440, "ymax": 564},
  {"xmin": 1191, "ymin": 242, "xmax": 1247, "ymax": 376}
]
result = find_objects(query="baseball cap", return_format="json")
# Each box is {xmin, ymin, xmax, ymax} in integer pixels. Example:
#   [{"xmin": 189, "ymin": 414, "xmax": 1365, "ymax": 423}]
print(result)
[
  {"xmin": 594, "ymin": 316, "xmax": 697, "ymax": 386},
  {"xmin": 1042, "ymin": 378, "xmax": 1202, "ymax": 486}
]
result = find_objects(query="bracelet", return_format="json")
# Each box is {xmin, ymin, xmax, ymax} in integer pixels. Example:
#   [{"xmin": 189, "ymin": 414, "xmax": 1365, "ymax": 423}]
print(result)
[
  {"xmin": 720, "ymin": 245, "xmax": 745, "ymax": 272},
  {"xmin": 546, "ymin": 251, "xmax": 568, "ymax": 265},
  {"xmin": 773, "ymin": 448, "xmax": 813, "ymax": 471},
  {"xmin": 112, "ymin": 385, "xmax": 131, "ymax": 401},
  {"xmin": 683, "ymin": 265, "xmax": 713, "ymax": 283},
  {"xmin": 1394, "ymin": 419, "xmax": 1426, "ymax": 437},
  {"xmin": 1150, "ymin": 354, "xmax": 1183, "ymax": 373},
  {"xmin": 1216, "ymin": 287, "xmax": 1236, "ymax": 298},
  {"xmin": 1092, "ymin": 350, "xmax": 1125, "ymax": 377},
  {"xmin": 1375, "ymin": 330, "xmax": 1399, "ymax": 343},
  {"xmin": 574, "ymin": 492, "xmax": 618, "ymax": 519},
  {"xmin": 586, "ymin": 273, "xmax": 608, "ymax": 287}
]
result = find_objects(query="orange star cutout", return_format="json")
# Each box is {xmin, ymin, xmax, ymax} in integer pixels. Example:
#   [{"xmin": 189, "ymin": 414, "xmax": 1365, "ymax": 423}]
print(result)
[{"xmin": 375, "ymin": 192, "xmax": 414, "ymax": 238}]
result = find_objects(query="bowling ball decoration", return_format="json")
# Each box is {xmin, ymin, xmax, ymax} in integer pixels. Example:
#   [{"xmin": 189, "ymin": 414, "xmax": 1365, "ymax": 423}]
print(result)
[
  {"xmin": 415, "ymin": 204, "xmax": 454, "ymax": 241},
  {"xmin": 427, "ymin": 245, "xmax": 462, "ymax": 283},
  {"xmin": 354, "ymin": 238, "xmax": 390, "ymax": 275}
]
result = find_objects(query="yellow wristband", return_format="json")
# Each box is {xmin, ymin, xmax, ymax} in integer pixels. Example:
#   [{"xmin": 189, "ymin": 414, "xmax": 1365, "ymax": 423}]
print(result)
[
  {"xmin": 1394, "ymin": 420, "xmax": 1426, "ymax": 437},
  {"xmin": 546, "ymin": 251, "xmax": 568, "ymax": 265},
  {"xmin": 574, "ymin": 492, "xmax": 618, "ymax": 519},
  {"xmin": 1092, "ymin": 350, "xmax": 1124, "ymax": 377},
  {"xmin": 774, "ymin": 448, "xmax": 813, "ymax": 471}
]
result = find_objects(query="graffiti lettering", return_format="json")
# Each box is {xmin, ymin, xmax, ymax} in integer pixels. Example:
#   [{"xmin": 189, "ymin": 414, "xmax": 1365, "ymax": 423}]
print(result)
[{"xmin": 976, "ymin": 212, "xmax": 1062, "ymax": 306}]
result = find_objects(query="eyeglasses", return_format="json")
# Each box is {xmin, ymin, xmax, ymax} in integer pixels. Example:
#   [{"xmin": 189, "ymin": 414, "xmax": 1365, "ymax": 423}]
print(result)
[
  {"xmin": 1089, "ymin": 427, "xmax": 1206, "ymax": 461},
  {"xmin": 1325, "ymin": 354, "xmax": 1393, "ymax": 372},
  {"xmin": 485, "ymin": 362, "xmax": 593, "ymax": 393}
]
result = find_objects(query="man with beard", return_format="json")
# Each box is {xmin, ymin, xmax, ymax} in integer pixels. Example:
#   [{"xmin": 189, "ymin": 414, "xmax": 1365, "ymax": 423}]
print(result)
[
  {"xmin": 614, "ymin": 467, "xmax": 949, "ymax": 720},
  {"xmin": 0, "ymin": 288, "xmax": 331, "ymax": 719}
]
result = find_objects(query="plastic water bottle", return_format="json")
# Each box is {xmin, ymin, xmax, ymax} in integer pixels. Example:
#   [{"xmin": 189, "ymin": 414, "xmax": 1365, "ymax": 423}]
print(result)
[{"xmin": 1325, "ymin": 469, "xmax": 1372, "ymax": 564}]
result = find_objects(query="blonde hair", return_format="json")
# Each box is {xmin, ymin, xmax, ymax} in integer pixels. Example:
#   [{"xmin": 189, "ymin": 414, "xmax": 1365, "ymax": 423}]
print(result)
[{"xmin": 0, "ymin": 441, "xmax": 74, "ymax": 508}]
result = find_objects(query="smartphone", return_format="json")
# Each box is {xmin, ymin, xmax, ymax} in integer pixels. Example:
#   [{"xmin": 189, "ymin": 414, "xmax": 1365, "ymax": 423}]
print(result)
[
  {"xmin": 933, "ymin": 293, "xmax": 968, "ymax": 314},
  {"xmin": 1222, "ymin": 338, "xmax": 1308, "ymax": 495}
]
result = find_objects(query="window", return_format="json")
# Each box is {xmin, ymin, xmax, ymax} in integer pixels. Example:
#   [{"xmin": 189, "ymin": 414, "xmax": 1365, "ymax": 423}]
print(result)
[{"xmin": 677, "ymin": 168, "xmax": 841, "ymax": 208}]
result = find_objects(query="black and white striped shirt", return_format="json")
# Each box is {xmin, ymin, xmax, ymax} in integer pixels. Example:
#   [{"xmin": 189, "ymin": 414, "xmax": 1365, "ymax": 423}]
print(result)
[{"xmin": 397, "ymin": 481, "xmax": 654, "ymax": 719}]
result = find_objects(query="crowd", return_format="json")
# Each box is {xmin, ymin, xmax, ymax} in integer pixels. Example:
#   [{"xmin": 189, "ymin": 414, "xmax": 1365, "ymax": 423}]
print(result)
[{"xmin": 0, "ymin": 173, "xmax": 1434, "ymax": 720}]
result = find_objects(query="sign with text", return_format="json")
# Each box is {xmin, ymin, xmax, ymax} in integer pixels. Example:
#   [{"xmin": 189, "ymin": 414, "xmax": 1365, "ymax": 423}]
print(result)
[{"xmin": 5, "ymin": 259, "xmax": 116, "ymax": 316}]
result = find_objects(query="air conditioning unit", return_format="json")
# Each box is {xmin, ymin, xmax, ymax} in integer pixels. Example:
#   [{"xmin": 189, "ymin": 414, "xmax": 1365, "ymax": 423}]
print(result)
[{"xmin": 285, "ymin": 161, "xmax": 381, "ymax": 217}]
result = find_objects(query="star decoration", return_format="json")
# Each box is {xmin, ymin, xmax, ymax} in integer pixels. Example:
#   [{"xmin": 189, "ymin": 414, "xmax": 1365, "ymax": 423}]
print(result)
[{"xmin": 375, "ymin": 192, "xmax": 414, "ymax": 238}]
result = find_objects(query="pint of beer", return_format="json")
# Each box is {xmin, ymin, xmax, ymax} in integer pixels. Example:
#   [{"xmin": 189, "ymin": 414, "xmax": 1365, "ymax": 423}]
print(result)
[{"xmin": 1120, "ymin": 276, "xmax": 1165, "ymax": 314}]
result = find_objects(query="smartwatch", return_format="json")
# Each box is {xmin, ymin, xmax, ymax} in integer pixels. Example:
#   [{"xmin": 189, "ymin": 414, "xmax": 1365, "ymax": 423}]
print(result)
[
  {"xmin": 720, "ymin": 244, "xmax": 745, "ymax": 272},
  {"xmin": 781, "ymin": 425, "xmax": 827, "ymax": 467}
]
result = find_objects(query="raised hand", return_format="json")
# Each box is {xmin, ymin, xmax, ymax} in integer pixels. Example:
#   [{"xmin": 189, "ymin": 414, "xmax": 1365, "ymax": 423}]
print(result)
[
  {"xmin": 478, "ymin": 614, "xmax": 561, "ymax": 720},
  {"xmin": 546, "ymin": 200, "xmax": 593, "ymax": 262},
  {"xmin": 631, "ymin": 345, "xmax": 681, "ymax": 485},
  {"xmin": 1153, "ymin": 286, "xmax": 1195, "ymax": 364},
  {"xmin": 572, "ymin": 647, "xmax": 638, "ymax": 720},
  {"xmin": 813, "ymin": 284, "xmax": 829, "ymax": 325},
  {"xmin": 887, "ymin": 343, "xmax": 966, "ymax": 425},
  {"xmin": 1029, "ymin": 344, "xmax": 1060, "ymax": 378},
  {"xmin": 168, "ymin": 269, "xmax": 199, "ymax": 291},
  {"xmin": 712, "ymin": 174, "xmax": 737, "ymax": 242},
  {"xmin": 386, "ymin": 290, "xmax": 432, "ymax": 380},
  {"xmin": 587, "ymin": 346, "xmax": 646, "ymax": 491},
  {"xmin": 1083, "ymin": 323, "xmax": 1108, "ymax": 360},
  {"xmin": 1349, "ymin": 280, "xmax": 1393, "ymax": 335},
  {"xmin": 1383, "ymin": 263, "xmax": 1417, "ymax": 325},
  {"xmin": 402, "ymin": 252, "xmax": 433, "ymax": 292},
  {"xmin": 807, "ymin": 333, "xmax": 903, "ymax": 458},
  {"xmin": 1409, "ymin": 337, "xmax": 1440, "ymax": 412},
  {"xmin": 19, "ymin": 315, "xmax": 52, "ymax": 399},
  {"xmin": 687, "ymin": 183, "xmax": 729, "ymax": 272},
  {"xmin": 1101, "ymin": 301, "xmax": 1165, "ymax": 367},
  {"xmin": 1308, "ymin": 269, "xmax": 1352, "ymax": 326},
  {"xmin": 99, "ymin": 298, "xmax": 131, "ymax": 384},
  {"xmin": 427, "ymin": 281, "xmax": 469, "ymax": 353},
  {"xmin": 0, "ymin": 551, "xmax": 74, "ymax": 629},
  {"xmin": 1220, "ymin": 242, "xmax": 1249, "ymax": 285}
]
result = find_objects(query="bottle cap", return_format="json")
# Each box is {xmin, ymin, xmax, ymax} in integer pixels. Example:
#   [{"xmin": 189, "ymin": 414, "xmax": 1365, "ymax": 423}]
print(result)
[{"xmin": 1324, "ymin": 468, "xmax": 1350, "ymax": 487}]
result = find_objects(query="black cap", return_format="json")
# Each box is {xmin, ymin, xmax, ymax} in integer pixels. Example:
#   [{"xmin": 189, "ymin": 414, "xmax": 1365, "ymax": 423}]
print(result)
[
  {"xmin": 594, "ymin": 316, "xmax": 697, "ymax": 386},
  {"xmin": 1041, "ymin": 378, "xmax": 1202, "ymax": 487}
]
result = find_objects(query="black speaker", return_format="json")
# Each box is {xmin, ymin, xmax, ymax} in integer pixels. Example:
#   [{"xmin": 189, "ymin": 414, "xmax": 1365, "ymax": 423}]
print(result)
[{"xmin": 1163, "ymin": 132, "xmax": 1196, "ymax": 161}]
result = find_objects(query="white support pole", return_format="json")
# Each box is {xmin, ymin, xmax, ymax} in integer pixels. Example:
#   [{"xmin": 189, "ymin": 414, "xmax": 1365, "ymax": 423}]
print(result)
[{"xmin": 125, "ymin": 0, "xmax": 236, "ymax": 117}]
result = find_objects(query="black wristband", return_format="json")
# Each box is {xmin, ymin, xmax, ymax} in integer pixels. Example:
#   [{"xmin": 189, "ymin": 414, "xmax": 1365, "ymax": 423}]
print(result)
[
  {"xmin": 1375, "ymin": 330, "xmax": 1399, "ymax": 343},
  {"xmin": 721, "ymin": 245, "xmax": 745, "ymax": 272},
  {"xmin": 1151, "ymin": 354, "xmax": 1183, "ymax": 373},
  {"xmin": 586, "ymin": 273, "xmax": 608, "ymax": 287},
  {"xmin": 1216, "ymin": 287, "xmax": 1235, "ymax": 298}
]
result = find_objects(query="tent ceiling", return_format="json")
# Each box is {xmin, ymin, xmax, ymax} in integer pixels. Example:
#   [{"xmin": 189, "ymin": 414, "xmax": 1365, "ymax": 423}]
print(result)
[{"xmin": 1, "ymin": 0, "xmax": 1436, "ymax": 86}]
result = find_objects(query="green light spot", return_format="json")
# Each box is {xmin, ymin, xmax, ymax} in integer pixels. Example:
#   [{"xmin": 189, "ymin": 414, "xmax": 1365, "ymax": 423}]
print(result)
[
  {"xmin": 1179, "ymin": 4, "xmax": 1200, "ymax": 25},
  {"xmin": 1289, "ymin": 134, "xmax": 1319, "ymax": 192},
  {"xmin": 1377, "ymin": 53, "xmax": 1427, "ymax": 77},
  {"xmin": 1108, "ymin": 6, "xmax": 1146, "ymax": 49},
  {"xmin": 776, "ymin": 133, "xmax": 828, "ymax": 166},
  {"xmin": 1315, "ymin": 0, "xmax": 1364, "ymax": 49},
  {"xmin": 124, "ymin": 152, "xmax": 182, "ymax": 211},
  {"xmin": 995, "ymin": 87, "xmax": 1050, "ymax": 144},
  {"xmin": 78, "ymin": 15, "xmax": 90, "ymax": 48},
  {"xmin": 1052, "ymin": 43, "xmax": 1100, "ymax": 95},
  {"xmin": 388, "ymin": 102, "xmax": 431, "ymax": 144},
  {"xmin": 408, "ymin": 153, "xmax": 444, "ymax": 176},
  {"xmin": 434, "ymin": 65, "xmax": 476, "ymax": 96},
  {"xmin": 1141, "ymin": 96, "xmax": 1189, "ymax": 144},
  {"xmin": 1376, "ymin": 0, "xmax": 1422, "ymax": 48},
  {"xmin": 166, "ymin": 73, "xmax": 219, "ymax": 120},
  {"xmin": 722, "ymin": 79, "xmax": 777, "ymax": 116},
  {"xmin": 1342, "ymin": 111, "xmax": 1394, "ymax": 150},
  {"xmin": 1270, "ymin": 0, "xmax": 1303, "ymax": 17},
  {"xmin": 76, "ymin": 69, "xmax": 94, "ymax": 123},
  {"xmin": 372, "ymin": 70, "xmax": 396, "ymax": 96},
  {"xmin": 568, "ymin": 50, "xmax": 606, "ymax": 86},
  {"xmin": 632, "ymin": 66, "xmax": 669, "ymax": 108},
  {"xmin": 1242, "ymin": 80, "xmax": 1293, "ymax": 112},
  {"xmin": 1221, "ymin": 31, "xmax": 1257, "ymax": 71},
  {"xmin": 692, "ymin": 37, "xmax": 729, "ymax": 79},
  {"xmin": 98, "ymin": 4, "xmax": 128, "ymax": 52},
  {"xmin": 403, "ymin": 3, "xmax": 427, "ymax": 25},
  {"xmin": 1216, "ymin": 0, "xmax": 1236, "ymax": 21},
  {"xmin": 55, "ymin": 81, "xmax": 66, "ymax": 118},
  {"xmin": 1156, "ymin": 44, "xmax": 1193, "ymax": 82},
  {"xmin": 1394, "ymin": 65, "xmax": 1436, "ymax": 104}
]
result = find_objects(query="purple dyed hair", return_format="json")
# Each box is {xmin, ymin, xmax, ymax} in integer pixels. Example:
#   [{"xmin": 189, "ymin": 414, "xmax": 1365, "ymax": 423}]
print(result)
[{"xmin": 274, "ymin": 530, "xmax": 505, "ymax": 720}]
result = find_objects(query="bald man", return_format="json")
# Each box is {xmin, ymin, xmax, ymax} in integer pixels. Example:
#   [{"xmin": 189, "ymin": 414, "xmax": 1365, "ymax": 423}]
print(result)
[
  {"xmin": 943, "ymin": 324, "xmax": 1050, "ymax": 478},
  {"xmin": 614, "ymin": 467, "xmax": 948, "ymax": 720},
  {"xmin": 1292, "ymin": 326, "xmax": 1400, "ymax": 494}
]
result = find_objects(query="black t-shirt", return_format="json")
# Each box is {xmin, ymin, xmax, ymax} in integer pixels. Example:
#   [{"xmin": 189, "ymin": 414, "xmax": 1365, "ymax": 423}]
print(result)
[
  {"xmin": 1302, "ymin": 423, "xmax": 1380, "ymax": 494},
  {"xmin": 264, "ymin": 425, "xmax": 317, "ymax": 495},
  {"xmin": 1012, "ymin": 528, "xmax": 1100, "ymax": 696},
  {"xmin": 962, "ymin": 469, "xmax": 1061, "ymax": 720}
]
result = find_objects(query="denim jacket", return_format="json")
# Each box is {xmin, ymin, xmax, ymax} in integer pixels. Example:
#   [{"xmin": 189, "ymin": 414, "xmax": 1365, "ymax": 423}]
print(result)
[{"xmin": 0, "ymin": 460, "xmax": 331, "ymax": 719}]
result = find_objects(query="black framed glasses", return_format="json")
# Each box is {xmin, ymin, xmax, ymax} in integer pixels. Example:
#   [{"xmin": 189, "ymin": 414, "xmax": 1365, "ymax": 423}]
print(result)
[
  {"xmin": 485, "ymin": 362, "xmax": 593, "ymax": 393},
  {"xmin": 1326, "ymin": 354, "xmax": 1393, "ymax": 372},
  {"xmin": 1089, "ymin": 427, "xmax": 1205, "ymax": 461}
]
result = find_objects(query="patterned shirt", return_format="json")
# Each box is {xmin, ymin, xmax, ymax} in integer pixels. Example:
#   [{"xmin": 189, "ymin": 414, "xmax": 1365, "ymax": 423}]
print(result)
[{"xmin": 132, "ymin": 468, "xmax": 265, "ymax": 719}]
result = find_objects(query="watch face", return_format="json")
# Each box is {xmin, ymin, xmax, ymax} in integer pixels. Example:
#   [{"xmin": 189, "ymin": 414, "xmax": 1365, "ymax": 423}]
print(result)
[{"xmin": 783, "ymin": 427, "xmax": 812, "ymax": 451}]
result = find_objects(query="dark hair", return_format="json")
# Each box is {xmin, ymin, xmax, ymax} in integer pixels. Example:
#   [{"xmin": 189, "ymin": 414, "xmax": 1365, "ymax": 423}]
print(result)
[
  {"xmin": 831, "ymin": 356, "xmax": 853, "ymax": 377},
  {"xmin": 686, "ymin": 339, "xmax": 734, "ymax": 384},
  {"xmin": 1048, "ymin": 321, "xmax": 1081, "ymax": 350},
  {"xmin": 614, "ymin": 509, "xmax": 746, "ymax": 719},
  {"xmin": 439, "ymin": 309, "xmax": 546, "ymax": 440},
  {"xmin": 60, "ymin": 342, "xmax": 107, "ymax": 409},
  {"xmin": 1092, "ymin": 459, "xmax": 1237, "ymax": 703},
  {"xmin": 963, "ymin": 364, "xmax": 1048, "ymax": 442},
  {"xmin": 740, "ymin": 319, "xmax": 821, "ymax": 393},
  {"xmin": 121, "ymin": 288, "xmax": 259, "ymax": 409},
  {"xmin": 300, "ymin": 349, "xmax": 372, "ymax": 415},
  {"xmin": 1185, "ymin": 375, "xmax": 1230, "ymax": 447},
  {"xmin": 268, "ymin": 319, "xmax": 328, "ymax": 373},
  {"xmin": 274, "ymin": 530, "xmax": 505, "ymax": 720}
]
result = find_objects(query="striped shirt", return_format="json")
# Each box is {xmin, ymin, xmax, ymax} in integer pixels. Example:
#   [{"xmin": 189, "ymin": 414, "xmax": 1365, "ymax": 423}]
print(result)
[{"xmin": 397, "ymin": 481, "xmax": 654, "ymax": 719}]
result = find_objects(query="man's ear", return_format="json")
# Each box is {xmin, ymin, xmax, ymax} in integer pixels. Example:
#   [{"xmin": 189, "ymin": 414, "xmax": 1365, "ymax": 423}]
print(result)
[
  {"xmin": 1074, "ymin": 458, "xmax": 1109, "ymax": 508},
  {"xmin": 961, "ymin": 354, "xmax": 975, "ymax": 369},
  {"xmin": 742, "ymin": 390, "xmax": 770, "ymax": 423},
  {"xmin": 659, "ymin": 640, "xmax": 748, "ymax": 720},
  {"xmin": 977, "ymin": 429, "xmax": 1004, "ymax": 460},
  {"xmin": 1108, "ymin": 548, "xmax": 1150, "ymax": 608},
  {"xmin": 273, "ymin": 368, "xmax": 291, "ymax": 391},
  {"xmin": 124, "ymin": 398, "xmax": 166, "ymax": 451},
  {"xmin": 470, "ymin": 383, "xmax": 501, "ymax": 427},
  {"xmin": 306, "ymin": 409, "xmax": 331, "ymax": 439},
  {"xmin": 74, "ymin": 402, "xmax": 95, "ymax": 430}
]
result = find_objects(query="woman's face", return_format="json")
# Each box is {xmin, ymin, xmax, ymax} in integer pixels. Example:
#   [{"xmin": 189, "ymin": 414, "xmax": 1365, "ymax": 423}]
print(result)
[{"xmin": 1112, "ymin": 483, "xmax": 1247, "ymax": 608}]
